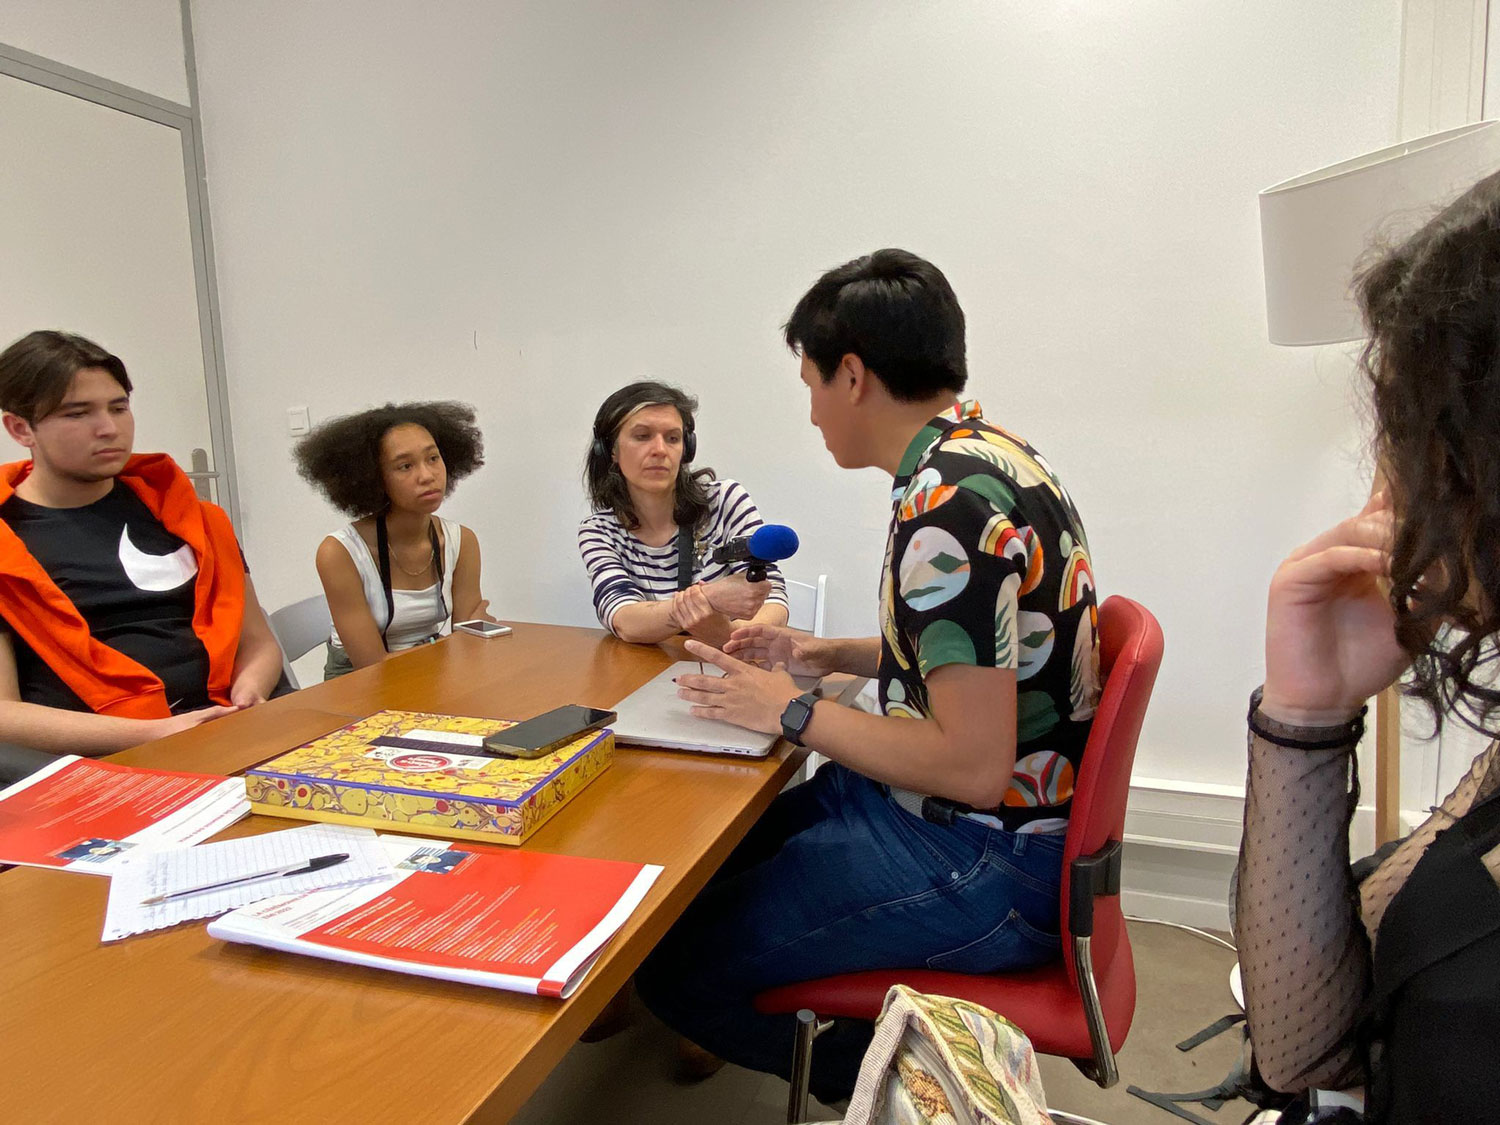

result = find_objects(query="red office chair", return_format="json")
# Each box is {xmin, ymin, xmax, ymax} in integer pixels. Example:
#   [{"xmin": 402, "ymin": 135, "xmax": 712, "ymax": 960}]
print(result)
[{"xmin": 755, "ymin": 595, "xmax": 1164, "ymax": 1123}]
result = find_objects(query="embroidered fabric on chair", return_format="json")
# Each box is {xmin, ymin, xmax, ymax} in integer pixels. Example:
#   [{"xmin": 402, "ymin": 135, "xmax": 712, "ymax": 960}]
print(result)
[{"xmin": 843, "ymin": 985, "xmax": 1050, "ymax": 1125}]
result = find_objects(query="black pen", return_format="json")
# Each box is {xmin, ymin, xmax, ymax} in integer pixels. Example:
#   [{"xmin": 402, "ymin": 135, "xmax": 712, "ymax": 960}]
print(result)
[{"xmin": 140, "ymin": 852, "xmax": 350, "ymax": 905}]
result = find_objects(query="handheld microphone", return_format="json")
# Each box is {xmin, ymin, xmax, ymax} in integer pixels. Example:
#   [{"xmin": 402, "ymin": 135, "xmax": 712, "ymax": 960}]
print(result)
[{"xmin": 710, "ymin": 524, "xmax": 799, "ymax": 583}]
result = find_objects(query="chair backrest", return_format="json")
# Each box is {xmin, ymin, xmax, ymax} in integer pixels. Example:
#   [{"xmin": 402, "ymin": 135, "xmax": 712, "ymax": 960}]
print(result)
[
  {"xmin": 267, "ymin": 594, "xmax": 333, "ymax": 690},
  {"xmin": 1058, "ymin": 596, "xmax": 1164, "ymax": 992},
  {"xmin": 784, "ymin": 574, "xmax": 828, "ymax": 637}
]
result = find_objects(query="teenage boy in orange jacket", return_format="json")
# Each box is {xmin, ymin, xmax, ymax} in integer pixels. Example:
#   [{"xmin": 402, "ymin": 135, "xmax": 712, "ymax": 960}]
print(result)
[{"xmin": 0, "ymin": 330, "xmax": 283, "ymax": 778}]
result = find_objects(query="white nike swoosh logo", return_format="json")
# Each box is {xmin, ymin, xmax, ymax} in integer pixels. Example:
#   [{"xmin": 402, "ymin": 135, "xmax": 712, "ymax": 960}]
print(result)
[{"xmin": 118, "ymin": 525, "xmax": 198, "ymax": 592}]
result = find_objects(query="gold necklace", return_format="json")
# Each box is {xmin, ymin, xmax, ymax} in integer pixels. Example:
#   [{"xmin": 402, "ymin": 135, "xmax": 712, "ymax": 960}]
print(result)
[{"xmin": 391, "ymin": 541, "xmax": 435, "ymax": 577}]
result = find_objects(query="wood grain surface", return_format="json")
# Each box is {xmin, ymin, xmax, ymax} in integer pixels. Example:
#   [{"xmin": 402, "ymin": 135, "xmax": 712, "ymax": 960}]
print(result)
[{"xmin": 0, "ymin": 623, "xmax": 807, "ymax": 1123}]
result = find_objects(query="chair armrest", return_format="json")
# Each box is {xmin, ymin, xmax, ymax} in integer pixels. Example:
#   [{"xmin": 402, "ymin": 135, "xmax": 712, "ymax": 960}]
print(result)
[{"xmin": 1068, "ymin": 839, "xmax": 1122, "ymax": 939}]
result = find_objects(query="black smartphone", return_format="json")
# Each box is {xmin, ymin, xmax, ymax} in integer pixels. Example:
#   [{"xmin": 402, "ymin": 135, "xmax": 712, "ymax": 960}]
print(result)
[{"xmin": 481, "ymin": 705, "xmax": 616, "ymax": 760}]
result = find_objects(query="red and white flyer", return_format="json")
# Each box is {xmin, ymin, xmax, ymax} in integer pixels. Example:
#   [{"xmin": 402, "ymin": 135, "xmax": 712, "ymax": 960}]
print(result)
[
  {"xmin": 208, "ymin": 835, "xmax": 662, "ymax": 997},
  {"xmin": 0, "ymin": 755, "xmax": 249, "ymax": 875}
]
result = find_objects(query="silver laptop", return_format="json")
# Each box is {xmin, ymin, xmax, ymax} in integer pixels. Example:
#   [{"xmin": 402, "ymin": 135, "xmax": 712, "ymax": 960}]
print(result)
[{"xmin": 610, "ymin": 661, "xmax": 820, "ymax": 758}]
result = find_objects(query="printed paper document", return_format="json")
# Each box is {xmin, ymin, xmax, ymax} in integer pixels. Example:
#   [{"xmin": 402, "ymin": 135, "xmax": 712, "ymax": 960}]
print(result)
[
  {"xmin": 103, "ymin": 823, "xmax": 394, "ymax": 942},
  {"xmin": 0, "ymin": 755, "xmax": 248, "ymax": 875},
  {"xmin": 209, "ymin": 835, "xmax": 662, "ymax": 997}
]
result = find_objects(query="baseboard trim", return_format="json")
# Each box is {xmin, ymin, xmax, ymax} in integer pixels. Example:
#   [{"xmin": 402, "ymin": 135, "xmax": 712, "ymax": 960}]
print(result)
[
  {"xmin": 1124, "ymin": 779, "xmax": 1244, "ymax": 855},
  {"xmin": 1122, "ymin": 888, "xmax": 1232, "ymax": 933},
  {"xmin": 1119, "ymin": 777, "xmax": 1424, "ymax": 930}
]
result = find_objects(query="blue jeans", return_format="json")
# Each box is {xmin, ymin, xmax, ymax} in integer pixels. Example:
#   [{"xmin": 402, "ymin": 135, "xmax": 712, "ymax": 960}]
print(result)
[{"xmin": 635, "ymin": 762, "xmax": 1065, "ymax": 1104}]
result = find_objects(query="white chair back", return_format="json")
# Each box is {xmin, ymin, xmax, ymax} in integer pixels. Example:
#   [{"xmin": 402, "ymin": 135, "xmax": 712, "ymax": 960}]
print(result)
[
  {"xmin": 784, "ymin": 574, "xmax": 830, "ymax": 783},
  {"xmin": 784, "ymin": 574, "xmax": 828, "ymax": 637},
  {"xmin": 267, "ymin": 594, "xmax": 332, "ymax": 690}
]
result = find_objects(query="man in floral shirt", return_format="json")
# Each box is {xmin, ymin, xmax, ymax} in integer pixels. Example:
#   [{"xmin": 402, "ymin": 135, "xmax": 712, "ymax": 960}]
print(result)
[
  {"xmin": 638, "ymin": 250, "xmax": 1099, "ymax": 1104},
  {"xmin": 881, "ymin": 399, "xmax": 1097, "ymax": 834}
]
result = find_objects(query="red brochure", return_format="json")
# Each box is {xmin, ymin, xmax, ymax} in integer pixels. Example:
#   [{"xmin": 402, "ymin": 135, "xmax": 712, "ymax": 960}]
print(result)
[
  {"xmin": 0, "ymin": 755, "xmax": 248, "ymax": 874},
  {"xmin": 208, "ymin": 835, "xmax": 661, "ymax": 997}
]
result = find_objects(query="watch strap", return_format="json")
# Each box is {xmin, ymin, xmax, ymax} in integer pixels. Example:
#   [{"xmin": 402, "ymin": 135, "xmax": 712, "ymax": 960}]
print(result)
[{"xmin": 780, "ymin": 691, "xmax": 821, "ymax": 746}]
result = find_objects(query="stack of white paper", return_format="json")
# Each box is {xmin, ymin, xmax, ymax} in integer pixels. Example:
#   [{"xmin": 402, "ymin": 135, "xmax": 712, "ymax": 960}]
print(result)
[{"xmin": 102, "ymin": 823, "xmax": 394, "ymax": 942}]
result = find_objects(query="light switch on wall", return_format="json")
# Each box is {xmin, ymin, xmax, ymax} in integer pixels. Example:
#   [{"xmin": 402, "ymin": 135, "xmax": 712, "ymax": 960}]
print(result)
[{"xmin": 287, "ymin": 406, "xmax": 311, "ymax": 435}]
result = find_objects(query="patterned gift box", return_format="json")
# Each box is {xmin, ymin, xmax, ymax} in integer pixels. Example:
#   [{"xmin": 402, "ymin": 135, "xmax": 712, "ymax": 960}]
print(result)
[{"xmin": 246, "ymin": 710, "xmax": 613, "ymax": 846}]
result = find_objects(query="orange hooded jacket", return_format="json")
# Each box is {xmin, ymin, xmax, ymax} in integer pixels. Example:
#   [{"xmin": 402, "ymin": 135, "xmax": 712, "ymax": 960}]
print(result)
[{"xmin": 0, "ymin": 454, "xmax": 245, "ymax": 718}]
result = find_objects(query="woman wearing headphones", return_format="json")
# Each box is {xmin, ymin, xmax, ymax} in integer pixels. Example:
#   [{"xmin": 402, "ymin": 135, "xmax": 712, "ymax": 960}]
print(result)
[
  {"xmin": 296, "ymin": 401, "xmax": 492, "ymax": 678},
  {"xmin": 580, "ymin": 381, "xmax": 788, "ymax": 647}
]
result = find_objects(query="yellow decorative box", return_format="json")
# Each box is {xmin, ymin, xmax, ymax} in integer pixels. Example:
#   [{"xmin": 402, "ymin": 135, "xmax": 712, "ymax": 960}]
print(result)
[{"xmin": 245, "ymin": 709, "xmax": 613, "ymax": 846}]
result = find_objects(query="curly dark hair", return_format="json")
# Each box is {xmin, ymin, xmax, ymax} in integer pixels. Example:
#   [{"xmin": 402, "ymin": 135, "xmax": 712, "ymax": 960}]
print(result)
[
  {"xmin": 1358, "ymin": 168, "xmax": 1500, "ymax": 733},
  {"xmin": 295, "ymin": 401, "xmax": 485, "ymax": 518},
  {"xmin": 584, "ymin": 381, "xmax": 716, "ymax": 532}
]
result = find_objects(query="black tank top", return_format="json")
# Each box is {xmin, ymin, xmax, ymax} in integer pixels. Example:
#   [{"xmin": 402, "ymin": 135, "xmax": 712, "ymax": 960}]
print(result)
[{"xmin": 1366, "ymin": 785, "xmax": 1500, "ymax": 1122}]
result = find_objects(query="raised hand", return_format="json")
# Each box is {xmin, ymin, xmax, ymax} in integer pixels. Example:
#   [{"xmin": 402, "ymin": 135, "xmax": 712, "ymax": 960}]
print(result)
[
  {"xmin": 1262, "ymin": 492, "xmax": 1412, "ymax": 725},
  {"xmin": 723, "ymin": 623, "xmax": 836, "ymax": 678}
]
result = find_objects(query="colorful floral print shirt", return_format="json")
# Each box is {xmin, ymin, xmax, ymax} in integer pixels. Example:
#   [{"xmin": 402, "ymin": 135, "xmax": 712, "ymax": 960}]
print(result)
[{"xmin": 880, "ymin": 400, "xmax": 1099, "ymax": 832}]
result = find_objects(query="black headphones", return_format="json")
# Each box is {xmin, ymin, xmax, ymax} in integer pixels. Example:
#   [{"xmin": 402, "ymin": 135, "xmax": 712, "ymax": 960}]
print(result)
[{"xmin": 591, "ymin": 403, "xmax": 696, "ymax": 465}]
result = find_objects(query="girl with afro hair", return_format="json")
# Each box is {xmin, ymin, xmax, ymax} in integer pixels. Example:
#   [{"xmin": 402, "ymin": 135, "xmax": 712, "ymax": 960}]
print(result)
[{"xmin": 295, "ymin": 401, "xmax": 491, "ymax": 678}]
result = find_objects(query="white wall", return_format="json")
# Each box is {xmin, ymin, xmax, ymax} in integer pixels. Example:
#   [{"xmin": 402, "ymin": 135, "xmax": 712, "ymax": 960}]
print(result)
[
  {"xmin": 0, "ymin": 0, "xmax": 188, "ymax": 104},
  {"xmin": 190, "ymin": 0, "xmax": 1402, "ymax": 792},
  {"xmin": 0, "ymin": 73, "xmax": 213, "ymax": 476}
]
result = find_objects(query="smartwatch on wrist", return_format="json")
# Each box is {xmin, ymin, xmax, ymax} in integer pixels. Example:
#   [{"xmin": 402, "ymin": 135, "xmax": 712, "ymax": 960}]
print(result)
[{"xmin": 779, "ymin": 692, "xmax": 821, "ymax": 746}]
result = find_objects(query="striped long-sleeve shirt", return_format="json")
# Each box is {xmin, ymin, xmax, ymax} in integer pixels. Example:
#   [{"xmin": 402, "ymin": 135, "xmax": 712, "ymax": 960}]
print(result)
[{"xmin": 577, "ymin": 478, "xmax": 788, "ymax": 635}]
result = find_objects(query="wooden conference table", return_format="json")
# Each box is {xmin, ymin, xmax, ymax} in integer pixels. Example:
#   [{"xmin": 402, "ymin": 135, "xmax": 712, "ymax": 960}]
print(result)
[{"xmin": 0, "ymin": 623, "xmax": 814, "ymax": 1124}]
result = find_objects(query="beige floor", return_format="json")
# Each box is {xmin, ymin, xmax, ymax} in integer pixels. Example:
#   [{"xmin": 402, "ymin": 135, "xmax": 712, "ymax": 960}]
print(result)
[{"xmin": 513, "ymin": 920, "xmax": 1254, "ymax": 1125}]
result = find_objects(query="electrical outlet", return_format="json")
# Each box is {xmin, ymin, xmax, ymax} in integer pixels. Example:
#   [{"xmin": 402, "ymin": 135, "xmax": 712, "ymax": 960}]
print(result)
[{"xmin": 287, "ymin": 406, "xmax": 311, "ymax": 435}]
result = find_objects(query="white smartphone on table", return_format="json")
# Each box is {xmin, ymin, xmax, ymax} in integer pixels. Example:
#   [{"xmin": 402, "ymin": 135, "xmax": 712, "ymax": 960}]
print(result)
[{"xmin": 454, "ymin": 620, "xmax": 512, "ymax": 638}]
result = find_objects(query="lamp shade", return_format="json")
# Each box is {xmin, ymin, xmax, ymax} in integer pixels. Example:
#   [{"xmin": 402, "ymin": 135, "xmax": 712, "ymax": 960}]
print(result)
[{"xmin": 1259, "ymin": 121, "xmax": 1500, "ymax": 345}]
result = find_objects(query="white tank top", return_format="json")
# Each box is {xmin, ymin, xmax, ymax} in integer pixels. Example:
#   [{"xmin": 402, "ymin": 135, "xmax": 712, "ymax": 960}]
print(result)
[{"xmin": 326, "ymin": 517, "xmax": 461, "ymax": 652}]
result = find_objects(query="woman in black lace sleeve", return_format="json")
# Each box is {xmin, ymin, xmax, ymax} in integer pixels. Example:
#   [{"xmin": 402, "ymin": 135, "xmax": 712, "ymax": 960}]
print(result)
[{"xmin": 1237, "ymin": 171, "xmax": 1500, "ymax": 1121}]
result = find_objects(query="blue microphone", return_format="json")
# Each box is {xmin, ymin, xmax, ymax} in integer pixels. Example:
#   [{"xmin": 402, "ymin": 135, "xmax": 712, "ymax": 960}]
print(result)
[{"xmin": 710, "ymin": 524, "xmax": 799, "ymax": 582}]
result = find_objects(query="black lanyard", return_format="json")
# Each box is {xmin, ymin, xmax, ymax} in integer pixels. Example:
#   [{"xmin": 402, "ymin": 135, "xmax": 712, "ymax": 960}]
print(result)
[
  {"xmin": 676, "ymin": 523, "xmax": 694, "ymax": 590},
  {"xmin": 375, "ymin": 514, "xmax": 447, "ymax": 651}
]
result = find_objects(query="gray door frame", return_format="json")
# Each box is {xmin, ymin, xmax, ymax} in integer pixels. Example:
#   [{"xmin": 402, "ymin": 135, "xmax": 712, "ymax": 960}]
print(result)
[{"xmin": 0, "ymin": 7, "xmax": 240, "ymax": 528}]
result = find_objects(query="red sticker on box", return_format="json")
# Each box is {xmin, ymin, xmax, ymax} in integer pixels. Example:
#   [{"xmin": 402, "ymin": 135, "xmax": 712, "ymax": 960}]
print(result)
[{"xmin": 386, "ymin": 753, "xmax": 457, "ymax": 772}]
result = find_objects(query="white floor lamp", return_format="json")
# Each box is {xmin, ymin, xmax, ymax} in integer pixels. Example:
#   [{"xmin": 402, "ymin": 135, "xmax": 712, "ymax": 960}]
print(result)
[{"xmin": 1258, "ymin": 121, "xmax": 1500, "ymax": 845}]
